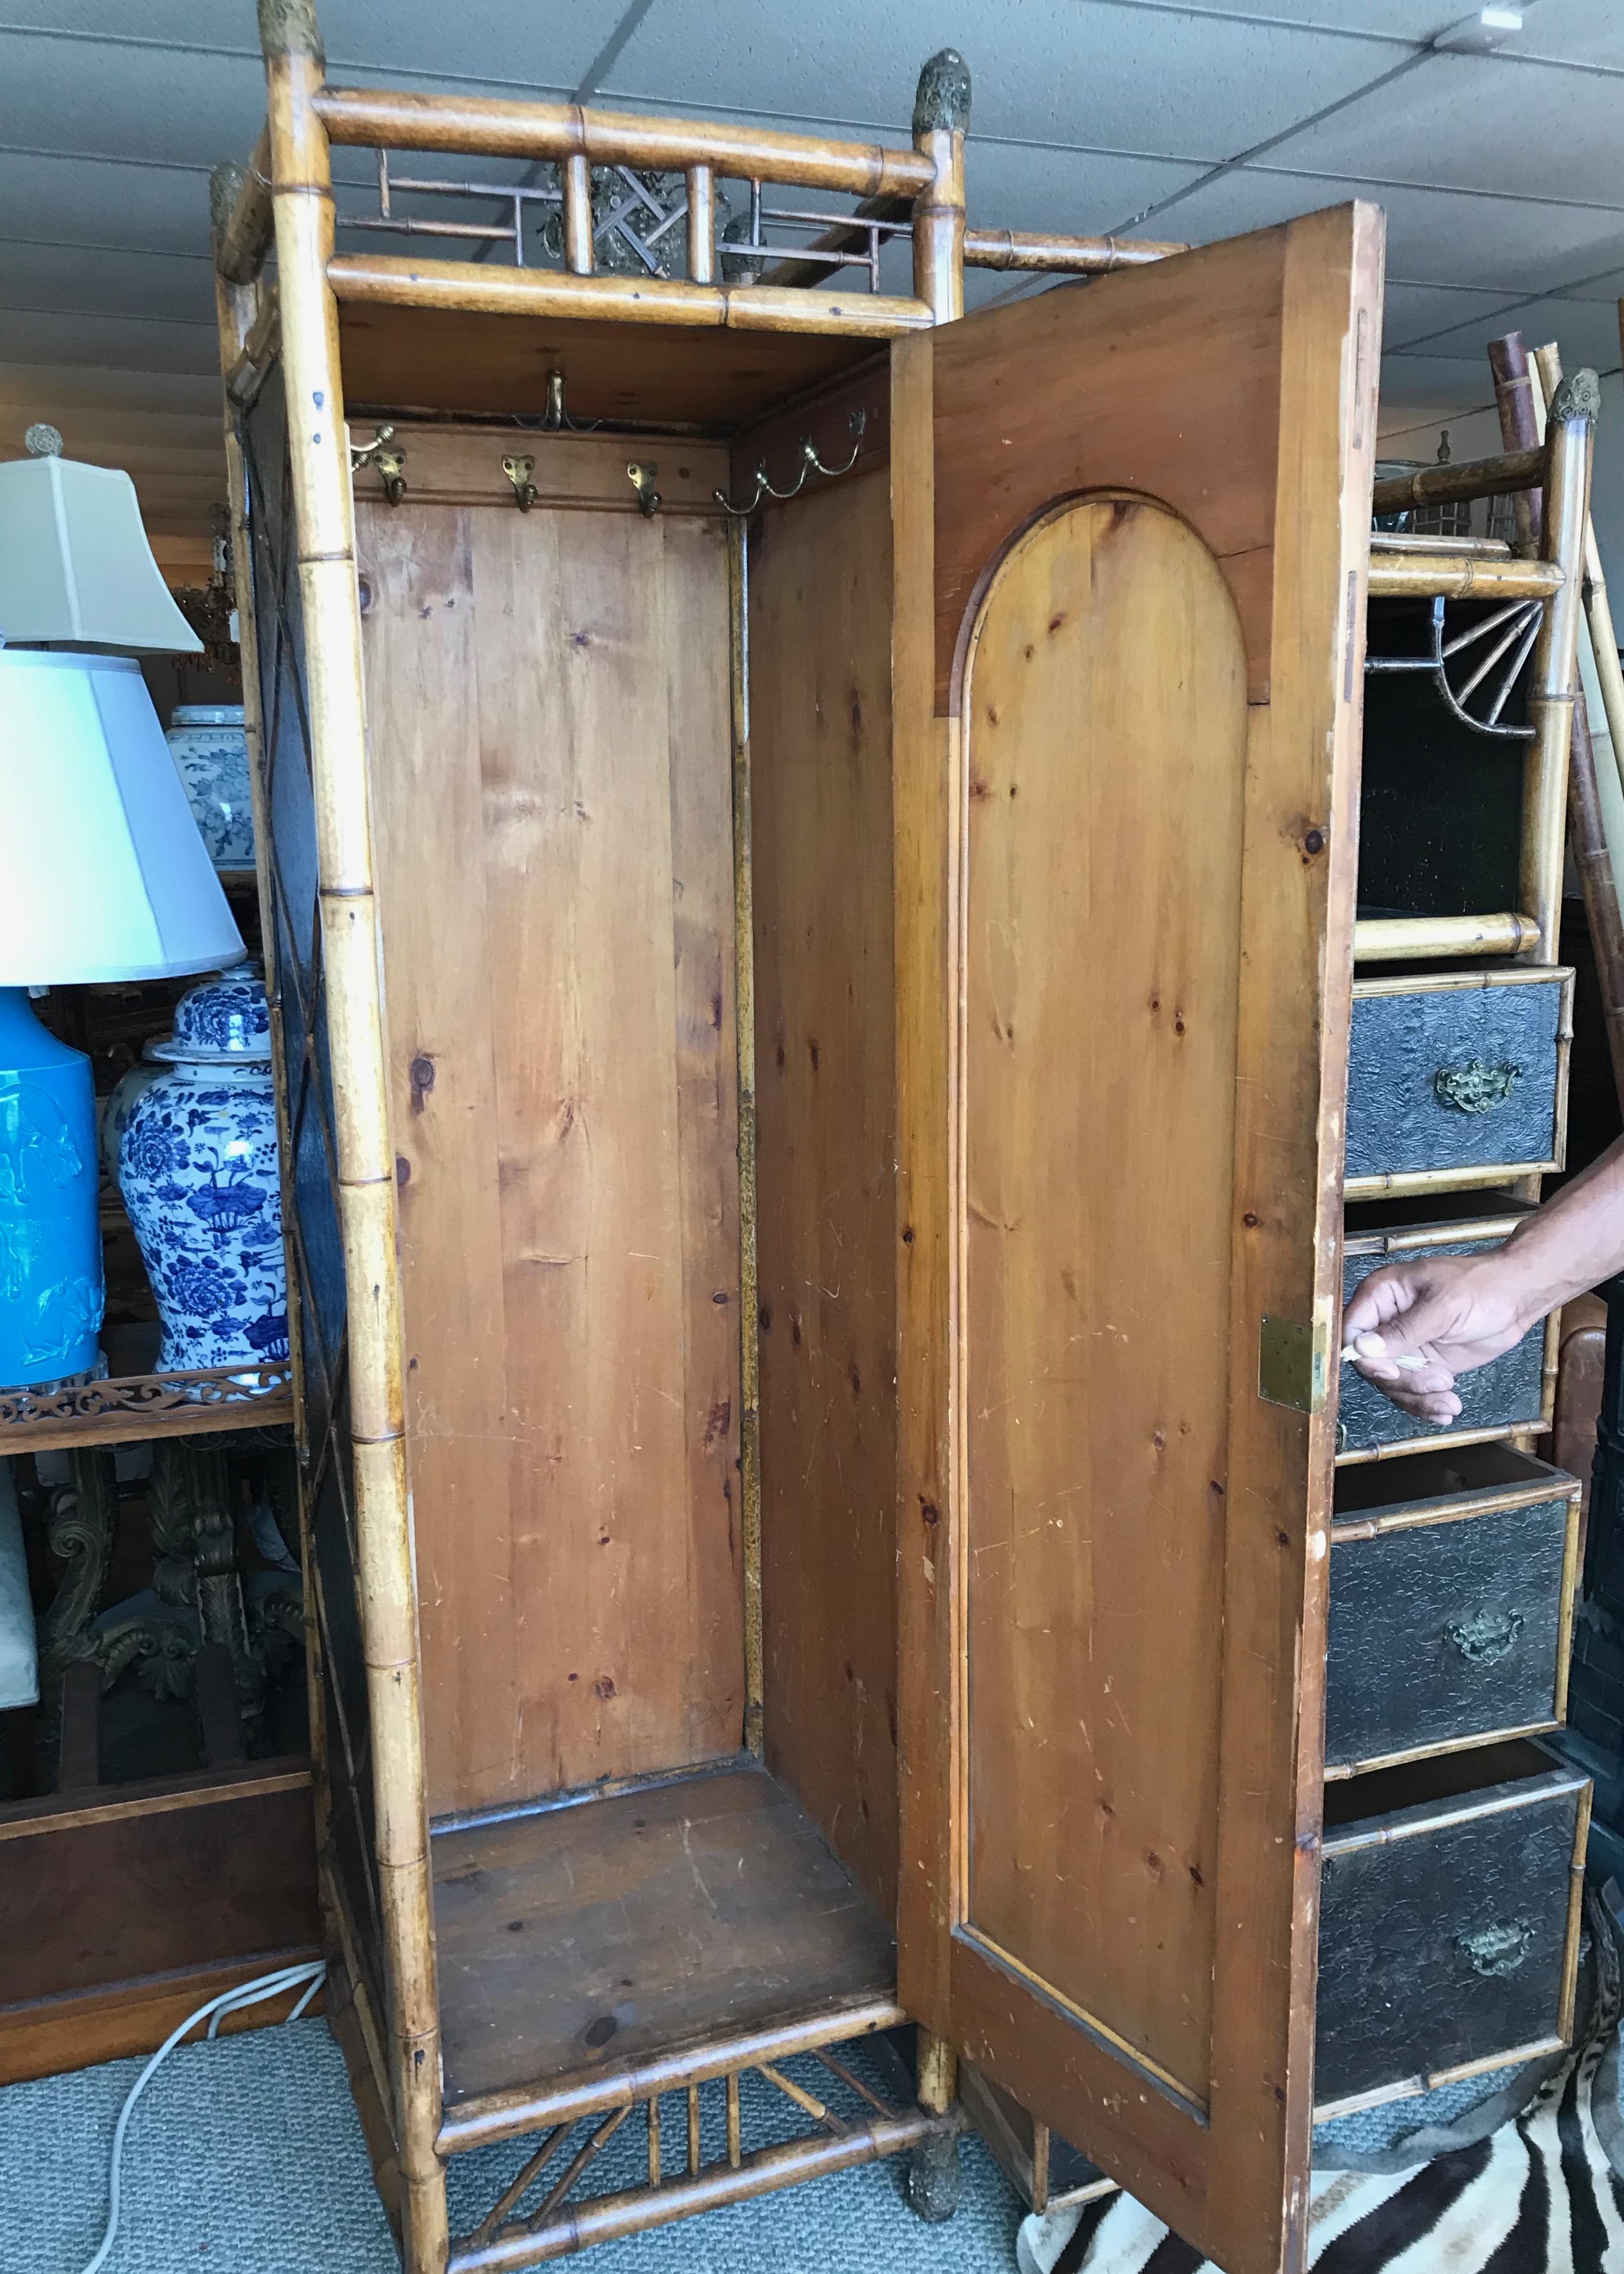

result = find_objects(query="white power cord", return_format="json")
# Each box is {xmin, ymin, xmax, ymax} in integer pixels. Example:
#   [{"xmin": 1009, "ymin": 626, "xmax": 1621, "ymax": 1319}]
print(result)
[{"xmin": 76, "ymin": 1957, "xmax": 327, "ymax": 2274}]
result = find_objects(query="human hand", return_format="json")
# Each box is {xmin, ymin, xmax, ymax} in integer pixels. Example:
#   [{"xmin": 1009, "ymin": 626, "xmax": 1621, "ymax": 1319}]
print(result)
[{"xmin": 1339, "ymin": 1250, "xmax": 1539, "ymax": 1426}]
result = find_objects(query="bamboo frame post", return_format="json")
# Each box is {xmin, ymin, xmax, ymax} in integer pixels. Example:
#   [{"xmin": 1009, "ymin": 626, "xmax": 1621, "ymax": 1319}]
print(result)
[
  {"xmin": 1525, "ymin": 345, "xmax": 1624, "ymax": 1113},
  {"xmin": 255, "ymin": 2, "xmax": 447, "ymax": 2267},
  {"xmin": 1519, "ymin": 367, "xmax": 1597, "ymax": 965},
  {"xmin": 1487, "ymin": 333, "xmax": 1544, "ymax": 557},
  {"xmin": 562, "ymin": 151, "xmax": 594, "ymax": 275},
  {"xmin": 687, "ymin": 164, "xmax": 715, "ymax": 285},
  {"xmin": 910, "ymin": 51, "xmax": 969, "ymax": 324},
  {"xmin": 210, "ymin": 145, "xmax": 331, "ymax": 1933},
  {"xmin": 1529, "ymin": 343, "xmax": 1624, "ymax": 809}
]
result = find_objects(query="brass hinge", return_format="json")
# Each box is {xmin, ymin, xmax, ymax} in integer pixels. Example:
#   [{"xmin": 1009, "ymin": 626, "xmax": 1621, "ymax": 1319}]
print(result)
[{"xmin": 1259, "ymin": 1314, "xmax": 1331, "ymax": 1414}]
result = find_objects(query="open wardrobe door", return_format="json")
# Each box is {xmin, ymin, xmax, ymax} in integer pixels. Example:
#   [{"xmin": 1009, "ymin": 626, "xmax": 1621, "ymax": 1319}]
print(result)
[{"xmin": 892, "ymin": 203, "xmax": 1386, "ymax": 2274}]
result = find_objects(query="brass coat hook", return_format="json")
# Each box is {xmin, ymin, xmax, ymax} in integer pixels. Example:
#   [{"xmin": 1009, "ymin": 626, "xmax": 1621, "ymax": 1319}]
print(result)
[
  {"xmin": 350, "ymin": 424, "xmax": 407, "ymax": 506},
  {"xmin": 715, "ymin": 410, "xmax": 866, "ymax": 518},
  {"xmin": 502, "ymin": 454, "xmax": 540, "ymax": 511},
  {"xmin": 627, "ymin": 463, "xmax": 661, "ymax": 518}
]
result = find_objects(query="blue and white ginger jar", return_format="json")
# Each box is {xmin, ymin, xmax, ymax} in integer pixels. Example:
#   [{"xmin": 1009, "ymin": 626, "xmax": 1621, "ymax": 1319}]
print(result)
[
  {"xmin": 117, "ymin": 968, "xmax": 287, "ymax": 1374},
  {"xmin": 166, "ymin": 705, "xmax": 255, "ymax": 873}
]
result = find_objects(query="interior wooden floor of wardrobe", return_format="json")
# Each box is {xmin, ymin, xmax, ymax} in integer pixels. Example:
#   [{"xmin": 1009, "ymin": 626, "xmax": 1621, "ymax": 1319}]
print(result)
[{"xmin": 430, "ymin": 1757, "xmax": 898, "ymax": 2110}]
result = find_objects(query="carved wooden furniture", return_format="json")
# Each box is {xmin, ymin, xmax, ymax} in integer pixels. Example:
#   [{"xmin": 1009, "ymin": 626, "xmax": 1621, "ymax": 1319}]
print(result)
[{"xmin": 213, "ymin": 6, "xmax": 1599, "ymax": 2269}]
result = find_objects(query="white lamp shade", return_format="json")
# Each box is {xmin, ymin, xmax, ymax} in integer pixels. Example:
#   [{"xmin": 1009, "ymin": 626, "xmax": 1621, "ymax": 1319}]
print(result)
[
  {"xmin": 0, "ymin": 651, "xmax": 246, "ymax": 984},
  {"xmin": 0, "ymin": 455, "xmax": 202, "ymax": 655}
]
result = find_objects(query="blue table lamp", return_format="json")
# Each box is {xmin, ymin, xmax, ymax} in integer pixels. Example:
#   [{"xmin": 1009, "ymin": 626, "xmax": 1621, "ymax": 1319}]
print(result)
[{"xmin": 0, "ymin": 428, "xmax": 245, "ymax": 1392}]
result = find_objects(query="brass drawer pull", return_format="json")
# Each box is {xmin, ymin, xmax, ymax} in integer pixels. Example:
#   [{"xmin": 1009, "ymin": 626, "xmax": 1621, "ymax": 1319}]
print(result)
[
  {"xmin": 1443, "ymin": 1608, "xmax": 1525, "ymax": 1664},
  {"xmin": 1433, "ymin": 1059, "xmax": 1523, "ymax": 1114},
  {"xmin": 1456, "ymin": 1919, "xmax": 1535, "ymax": 1977}
]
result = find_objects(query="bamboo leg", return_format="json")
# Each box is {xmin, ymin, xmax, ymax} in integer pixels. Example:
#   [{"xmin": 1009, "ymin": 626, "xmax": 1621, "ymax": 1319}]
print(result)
[
  {"xmin": 915, "ymin": 2029, "xmax": 957, "ymax": 2115},
  {"xmin": 910, "ymin": 52, "xmax": 969, "ymax": 324},
  {"xmin": 907, "ymin": 2030, "xmax": 962, "ymax": 2223},
  {"xmin": 255, "ymin": 2, "xmax": 446, "ymax": 2268}
]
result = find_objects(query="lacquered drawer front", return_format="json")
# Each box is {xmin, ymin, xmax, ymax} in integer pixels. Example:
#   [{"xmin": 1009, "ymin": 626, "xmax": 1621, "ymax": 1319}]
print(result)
[
  {"xmin": 1345, "ymin": 968, "xmax": 1569, "ymax": 1192},
  {"xmin": 1339, "ymin": 1235, "xmax": 1546, "ymax": 1456},
  {"xmin": 1327, "ymin": 1448, "xmax": 1580, "ymax": 1777},
  {"xmin": 1315, "ymin": 1744, "xmax": 1588, "ymax": 2114}
]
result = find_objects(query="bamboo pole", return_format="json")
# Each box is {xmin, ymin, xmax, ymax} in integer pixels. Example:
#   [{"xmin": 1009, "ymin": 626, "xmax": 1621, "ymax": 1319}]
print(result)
[
  {"xmin": 256, "ymin": 2, "xmax": 447, "ymax": 2267},
  {"xmin": 1524, "ymin": 344, "xmax": 1624, "ymax": 1110},
  {"xmin": 1531, "ymin": 343, "xmax": 1624, "ymax": 807},
  {"xmin": 561, "ymin": 152, "xmax": 592, "ymax": 275},
  {"xmin": 1487, "ymin": 334, "xmax": 1544, "ymax": 556},
  {"xmin": 1371, "ymin": 447, "xmax": 1546, "ymax": 518},
  {"xmin": 325, "ymin": 252, "xmax": 933, "ymax": 336},
  {"xmin": 445, "ymin": 2109, "xmax": 947, "ymax": 2271},
  {"xmin": 215, "ymin": 126, "xmax": 274, "ymax": 284},
  {"xmin": 687, "ymin": 165, "xmax": 715, "ymax": 286},
  {"xmin": 1519, "ymin": 370, "xmax": 1596, "ymax": 966},
  {"xmin": 910, "ymin": 51, "xmax": 969, "ymax": 323},
  {"xmin": 962, "ymin": 225, "xmax": 1188, "ymax": 272},
  {"xmin": 315, "ymin": 83, "xmax": 936, "ymax": 199},
  {"xmin": 1353, "ymin": 911, "xmax": 1539, "ymax": 961},
  {"xmin": 1365, "ymin": 555, "xmax": 1563, "ymax": 601},
  {"xmin": 210, "ymin": 155, "xmax": 329, "ymax": 1904}
]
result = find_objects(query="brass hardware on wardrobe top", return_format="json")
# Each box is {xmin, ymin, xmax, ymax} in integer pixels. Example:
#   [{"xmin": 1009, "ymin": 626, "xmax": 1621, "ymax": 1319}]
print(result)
[
  {"xmin": 541, "ymin": 369, "xmax": 599, "ymax": 432},
  {"xmin": 715, "ymin": 409, "xmax": 867, "ymax": 518},
  {"xmin": 502, "ymin": 454, "xmax": 540, "ymax": 511},
  {"xmin": 627, "ymin": 461, "xmax": 661, "ymax": 517},
  {"xmin": 350, "ymin": 423, "xmax": 407, "ymax": 505}
]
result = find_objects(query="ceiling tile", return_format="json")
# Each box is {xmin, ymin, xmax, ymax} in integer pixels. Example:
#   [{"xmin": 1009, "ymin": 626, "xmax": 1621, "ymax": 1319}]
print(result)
[
  {"xmin": 0, "ymin": 32, "xmax": 264, "ymax": 168},
  {"xmin": 0, "ymin": 5, "xmax": 626, "ymax": 91},
  {"xmin": 0, "ymin": 359, "xmax": 222, "ymax": 418},
  {"xmin": 606, "ymin": 0, "xmax": 1400, "ymax": 157},
  {"xmin": 1375, "ymin": 349, "xmax": 1500, "ymax": 410},
  {"xmin": 1381, "ymin": 279, "xmax": 1525, "ymax": 348},
  {"xmin": 1149, "ymin": 168, "xmax": 1624, "ymax": 294},
  {"xmin": 0, "ymin": 241, "xmax": 215, "ymax": 328},
  {"xmin": 1394, "ymin": 291, "xmax": 1624, "ymax": 371},
  {"xmin": 1262, "ymin": 48, "xmax": 1624, "ymax": 203},
  {"xmin": 1511, "ymin": 0, "xmax": 1624, "ymax": 68},
  {"xmin": 0, "ymin": 307, "xmax": 220, "ymax": 377},
  {"xmin": 0, "ymin": 151, "xmax": 214, "ymax": 258}
]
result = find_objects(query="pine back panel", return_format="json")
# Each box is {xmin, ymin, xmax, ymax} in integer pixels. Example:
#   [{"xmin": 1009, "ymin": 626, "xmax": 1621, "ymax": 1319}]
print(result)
[
  {"xmin": 749, "ymin": 465, "xmax": 900, "ymax": 1922},
  {"xmin": 357, "ymin": 448, "xmax": 744, "ymax": 1818}
]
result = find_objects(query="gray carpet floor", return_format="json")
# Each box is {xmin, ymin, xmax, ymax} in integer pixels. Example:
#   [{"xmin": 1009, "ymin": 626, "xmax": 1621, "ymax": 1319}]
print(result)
[{"xmin": 0, "ymin": 2017, "xmax": 1025, "ymax": 2273}]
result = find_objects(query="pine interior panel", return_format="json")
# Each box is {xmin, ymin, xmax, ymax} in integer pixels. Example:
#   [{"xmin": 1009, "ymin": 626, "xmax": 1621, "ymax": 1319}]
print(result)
[
  {"xmin": 431, "ymin": 1760, "xmax": 896, "ymax": 2110},
  {"xmin": 358, "ymin": 452, "xmax": 744, "ymax": 1819},
  {"xmin": 338, "ymin": 303, "xmax": 878, "ymax": 429},
  {"xmin": 963, "ymin": 496, "xmax": 1247, "ymax": 2100},
  {"xmin": 751, "ymin": 466, "xmax": 900, "ymax": 1924}
]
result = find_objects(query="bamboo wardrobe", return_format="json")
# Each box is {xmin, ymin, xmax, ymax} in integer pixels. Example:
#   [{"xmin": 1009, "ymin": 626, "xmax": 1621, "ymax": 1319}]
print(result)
[{"xmin": 214, "ymin": 7, "xmax": 1598, "ymax": 2270}]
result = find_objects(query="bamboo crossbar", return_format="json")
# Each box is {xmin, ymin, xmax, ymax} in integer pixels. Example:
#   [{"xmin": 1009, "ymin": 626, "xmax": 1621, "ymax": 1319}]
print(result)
[
  {"xmin": 436, "ymin": 1998, "xmax": 907, "ymax": 2153},
  {"xmin": 1365, "ymin": 555, "xmax": 1564, "ymax": 601},
  {"xmin": 315, "ymin": 84, "xmax": 937, "ymax": 199},
  {"xmin": 1371, "ymin": 446, "xmax": 1546, "ymax": 517},
  {"xmin": 961, "ymin": 225, "xmax": 1187, "ymax": 272},
  {"xmin": 1353, "ymin": 912, "xmax": 1539, "ymax": 962},
  {"xmin": 446, "ymin": 2108, "xmax": 949, "ymax": 2272},
  {"xmin": 325, "ymin": 251, "xmax": 935, "ymax": 335}
]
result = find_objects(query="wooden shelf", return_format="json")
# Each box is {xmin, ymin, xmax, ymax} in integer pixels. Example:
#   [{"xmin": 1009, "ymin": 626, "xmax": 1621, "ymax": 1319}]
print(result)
[
  {"xmin": 0, "ymin": 1364, "xmax": 294, "ymax": 1454},
  {"xmin": 0, "ymin": 1756, "xmax": 318, "ymax": 2084},
  {"xmin": 432, "ymin": 1758, "xmax": 898, "ymax": 2131}
]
